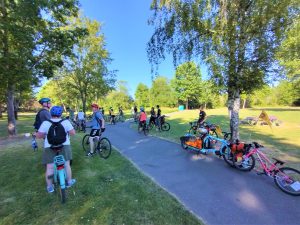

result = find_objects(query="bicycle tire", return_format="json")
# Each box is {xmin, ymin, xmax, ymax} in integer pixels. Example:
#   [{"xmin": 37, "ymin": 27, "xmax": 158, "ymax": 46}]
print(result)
[
  {"xmin": 97, "ymin": 137, "xmax": 112, "ymax": 159},
  {"xmin": 221, "ymin": 146, "xmax": 234, "ymax": 167},
  {"xmin": 82, "ymin": 134, "xmax": 90, "ymax": 152},
  {"xmin": 143, "ymin": 125, "xmax": 149, "ymax": 136},
  {"xmin": 58, "ymin": 171, "xmax": 66, "ymax": 204},
  {"xmin": 274, "ymin": 167, "xmax": 300, "ymax": 196},
  {"xmin": 188, "ymin": 126, "xmax": 198, "ymax": 135},
  {"xmin": 233, "ymin": 153, "xmax": 255, "ymax": 171},
  {"xmin": 181, "ymin": 138, "xmax": 188, "ymax": 150},
  {"xmin": 161, "ymin": 122, "xmax": 170, "ymax": 131}
]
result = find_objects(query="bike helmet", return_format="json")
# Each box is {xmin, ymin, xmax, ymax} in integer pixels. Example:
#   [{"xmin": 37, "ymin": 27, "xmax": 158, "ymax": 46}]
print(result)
[
  {"xmin": 50, "ymin": 106, "xmax": 63, "ymax": 117},
  {"xmin": 38, "ymin": 98, "xmax": 51, "ymax": 105},
  {"xmin": 91, "ymin": 103, "xmax": 99, "ymax": 108},
  {"xmin": 140, "ymin": 107, "xmax": 144, "ymax": 112}
]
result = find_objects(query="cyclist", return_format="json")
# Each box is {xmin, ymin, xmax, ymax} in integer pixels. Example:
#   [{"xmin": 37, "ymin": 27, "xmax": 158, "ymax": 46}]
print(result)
[
  {"xmin": 66, "ymin": 107, "xmax": 75, "ymax": 121},
  {"xmin": 156, "ymin": 105, "xmax": 162, "ymax": 129},
  {"xmin": 76, "ymin": 109, "xmax": 85, "ymax": 131},
  {"xmin": 118, "ymin": 106, "xmax": 124, "ymax": 121},
  {"xmin": 133, "ymin": 105, "xmax": 138, "ymax": 121},
  {"xmin": 197, "ymin": 105, "xmax": 207, "ymax": 127},
  {"xmin": 33, "ymin": 98, "xmax": 52, "ymax": 131},
  {"xmin": 36, "ymin": 106, "xmax": 76, "ymax": 193},
  {"xmin": 149, "ymin": 107, "xmax": 156, "ymax": 126},
  {"xmin": 109, "ymin": 107, "xmax": 115, "ymax": 124},
  {"xmin": 138, "ymin": 107, "xmax": 147, "ymax": 131},
  {"xmin": 86, "ymin": 103, "xmax": 105, "ymax": 156}
]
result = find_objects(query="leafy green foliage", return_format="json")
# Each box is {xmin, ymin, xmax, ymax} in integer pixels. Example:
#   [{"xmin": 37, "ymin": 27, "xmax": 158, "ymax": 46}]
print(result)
[{"xmin": 135, "ymin": 83, "xmax": 150, "ymax": 107}]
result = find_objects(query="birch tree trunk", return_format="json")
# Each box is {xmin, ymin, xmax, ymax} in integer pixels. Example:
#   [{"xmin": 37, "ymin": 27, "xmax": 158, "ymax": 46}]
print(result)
[
  {"xmin": 7, "ymin": 85, "xmax": 16, "ymax": 136},
  {"xmin": 228, "ymin": 89, "xmax": 240, "ymax": 141}
]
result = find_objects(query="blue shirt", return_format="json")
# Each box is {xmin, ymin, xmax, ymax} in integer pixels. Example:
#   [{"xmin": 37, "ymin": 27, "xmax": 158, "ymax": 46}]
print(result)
[{"xmin": 91, "ymin": 111, "xmax": 103, "ymax": 129}]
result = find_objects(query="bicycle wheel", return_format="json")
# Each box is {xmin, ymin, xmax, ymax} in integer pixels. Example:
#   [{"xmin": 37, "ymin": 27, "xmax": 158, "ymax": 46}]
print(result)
[
  {"xmin": 57, "ymin": 171, "xmax": 66, "ymax": 204},
  {"xmin": 274, "ymin": 167, "xmax": 300, "ymax": 196},
  {"xmin": 221, "ymin": 146, "xmax": 234, "ymax": 167},
  {"xmin": 233, "ymin": 153, "xmax": 255, "ymax": 171},
  {"xmin": 97, "ymin": 137, "xmax": 112, "ymax": 159},
  {"xmin": 161, "ymin": 122, "xmax": 170, "ymax": 131},
  {"xmin": 82, "ymin": 134, "xmax": 90, "ymax": 152},
  {"xmin": 143, "ymin": 125, "xmax": 149, "ymax": 136},
  {"xmin": 188, "ymin": 126, "xmax": 198, "ymax": 135}
]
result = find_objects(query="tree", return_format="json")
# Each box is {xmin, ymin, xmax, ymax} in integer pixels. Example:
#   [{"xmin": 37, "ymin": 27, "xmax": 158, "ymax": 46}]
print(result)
[
  {"xmin": 0, "ymin": 0, "xmax": 86, "ymax": 136},
  {"xmin": 147, "ymin": 0, "xmax": 299, "ymax": 140},
  {"xmin": 135, "ymin": 83, "xmax": 150, "ymax": 107},
  {"xmin": 58, "ymin": 16, "xmax": 115, "ymax": 113},
  {"xmin": 150, "ymin": 76, "xmax": 177, "ymax": 107},
  {"xmin": 172, "ymin": 62, "xmax": 203, "ymax": 109}
]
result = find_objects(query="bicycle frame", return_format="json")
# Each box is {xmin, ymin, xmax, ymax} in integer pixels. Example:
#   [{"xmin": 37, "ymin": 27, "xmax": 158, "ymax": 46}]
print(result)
[{"xmin": 244, "ymin": 147, "xmax": 282, "ymax": 176}]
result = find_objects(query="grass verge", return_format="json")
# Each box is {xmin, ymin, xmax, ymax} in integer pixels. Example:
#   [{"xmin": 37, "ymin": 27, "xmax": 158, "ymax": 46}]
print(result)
[{"xmin": 0, "ymin": 134, "xmax": 203, "ymax": 225}]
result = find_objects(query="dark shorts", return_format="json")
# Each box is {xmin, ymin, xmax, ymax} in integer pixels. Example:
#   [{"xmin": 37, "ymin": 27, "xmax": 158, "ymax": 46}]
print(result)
[
  {"xmin": 42, "ymin": 145, "xmax": 72, "ymax": 164},
  {"xmin": 90, "ymin": 129, "xmax": 100, "ymax": 137}
]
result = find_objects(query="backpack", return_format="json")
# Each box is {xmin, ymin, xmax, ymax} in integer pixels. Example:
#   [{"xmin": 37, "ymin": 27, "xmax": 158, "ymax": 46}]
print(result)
[
  {"xmin": 33, "ymin": 109, "xmax": 47, "ymax": 130},
  {"xmin": 47, "ymin": 119, "xmax": 66, "ymax": 149}
]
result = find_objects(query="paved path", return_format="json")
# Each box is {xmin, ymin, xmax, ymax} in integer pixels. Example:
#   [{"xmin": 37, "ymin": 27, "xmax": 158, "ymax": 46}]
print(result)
[{"xmin": 104, "ymin": 121, "xmax": 299, "ymax": 225}]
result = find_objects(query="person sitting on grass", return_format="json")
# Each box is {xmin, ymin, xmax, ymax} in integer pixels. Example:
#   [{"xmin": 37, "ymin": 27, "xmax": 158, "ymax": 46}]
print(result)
[{"xmin": 36, "ymin": 106, "xmax": 76, "ymax": 193}]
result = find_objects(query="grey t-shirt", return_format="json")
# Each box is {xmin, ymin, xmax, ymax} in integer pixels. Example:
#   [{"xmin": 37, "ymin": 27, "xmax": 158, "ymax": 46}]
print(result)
[{"xmin": 39, "ymin": 109, "xmax": 51, "ymax": 124}]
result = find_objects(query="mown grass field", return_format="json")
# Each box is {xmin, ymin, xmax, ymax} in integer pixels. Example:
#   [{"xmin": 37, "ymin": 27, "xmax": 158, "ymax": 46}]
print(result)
[{"xmin": 0, "ymin": 133, "xmax": 202, "ymax": 225}]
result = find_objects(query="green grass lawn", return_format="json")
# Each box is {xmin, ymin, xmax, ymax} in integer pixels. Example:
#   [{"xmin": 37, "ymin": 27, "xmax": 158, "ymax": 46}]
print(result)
[{"xmin": 0, "ymin": 134, "xmax": 202, "ymax": 225}]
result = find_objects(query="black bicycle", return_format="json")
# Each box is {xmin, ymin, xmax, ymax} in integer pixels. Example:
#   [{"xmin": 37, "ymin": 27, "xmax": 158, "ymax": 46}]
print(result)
[
  {"xmin": 138, "ymin": 121, "xmax": 149, "ymax": 136},
  {"xmin": 148, "ymin": 115, "xmax": 170, "ymax": 131},
  {"xmin": 82, "ymin": 134, "xmax": 112, "ymax": 159}
]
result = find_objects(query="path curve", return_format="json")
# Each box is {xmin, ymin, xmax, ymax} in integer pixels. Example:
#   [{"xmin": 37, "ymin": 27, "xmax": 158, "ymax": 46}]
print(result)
[{"xmin": 104, "ymin": 121, "xmax": 299, "ymax": 225}]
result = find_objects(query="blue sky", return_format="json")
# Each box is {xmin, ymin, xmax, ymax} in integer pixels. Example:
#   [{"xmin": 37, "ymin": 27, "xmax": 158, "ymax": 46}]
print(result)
[{"xmin": 79, "ymin": 0, "xmax": 176, "ymax": 97}]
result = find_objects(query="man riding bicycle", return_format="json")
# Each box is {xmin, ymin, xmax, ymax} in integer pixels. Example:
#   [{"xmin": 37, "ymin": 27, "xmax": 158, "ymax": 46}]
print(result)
[
  {"xmin": 86, "ymin": 103, "xmax": 105, "ymax": 156},
  {"xmin": 138, "ymin": 107, "xmax": 147, "ymax": 130}
]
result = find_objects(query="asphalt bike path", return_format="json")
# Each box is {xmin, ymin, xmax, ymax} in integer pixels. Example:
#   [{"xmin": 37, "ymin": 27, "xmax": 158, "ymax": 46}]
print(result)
[{"xmin": 104, "ymin": 121, "xmax": 299, "ymax": 225}]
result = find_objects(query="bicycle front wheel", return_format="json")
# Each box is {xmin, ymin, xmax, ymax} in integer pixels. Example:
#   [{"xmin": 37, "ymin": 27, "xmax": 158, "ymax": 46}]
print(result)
[
  {"xmin": 82, "ymin": 134, "xmax": 90, "ymax": 152},
  {"xmin": 233, "ymin": 154, "xmax": 255, "ymax": 171},
  {"xmin": 274, "ymin": 167, "xmax": 300, "ymax": 196},
  {"xmin": 221, "ymin": 146, "xmax": 234, "ymax": 167},
  {"xmin": 97, "ymin": 137, "xmax": 112, "ymax": 159},
  {"xmin": 161, "ymin": 122, "xmax": 170, "ymax": 131}
]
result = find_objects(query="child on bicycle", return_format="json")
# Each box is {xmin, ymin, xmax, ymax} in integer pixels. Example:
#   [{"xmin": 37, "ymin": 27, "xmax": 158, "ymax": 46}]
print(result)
[
  {"xmin": 36, "ymin": 106, "xmax": 76, "ymax": 193},
  {"xmin": 138, "ymin": 107, "xmax": 147, "ymax": 130},
  {"xmin": 86, "ymin": 103, "xmax": 105, "ymax": 156}
]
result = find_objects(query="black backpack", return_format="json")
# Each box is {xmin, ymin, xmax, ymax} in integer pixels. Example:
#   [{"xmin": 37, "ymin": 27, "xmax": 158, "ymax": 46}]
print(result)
[
  {"xmin": 47, "ymin": 119, "xmax": 67, "ymax": 149},
  {"xmin": 33, "ymin": 109, "xmax": 47, "ymax": 130}
]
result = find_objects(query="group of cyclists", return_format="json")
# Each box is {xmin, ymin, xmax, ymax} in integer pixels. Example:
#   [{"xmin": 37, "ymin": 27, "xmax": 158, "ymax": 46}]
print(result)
[{"xmin": 136, "ymin": 105, "xmax": 163, "ymax": 131}]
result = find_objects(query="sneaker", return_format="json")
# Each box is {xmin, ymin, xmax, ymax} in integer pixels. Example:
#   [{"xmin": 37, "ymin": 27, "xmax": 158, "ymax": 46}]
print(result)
[
  {"xmin": 66, "ymin": 179, "xmax": 76, "ymax": 188},
  {"xmin": 86, "ymin": 152, "xmax": 94, "ymax": 157},
  {"xmin": 47, "ymin": 185, "xmax": 54, "ymax": 193}
]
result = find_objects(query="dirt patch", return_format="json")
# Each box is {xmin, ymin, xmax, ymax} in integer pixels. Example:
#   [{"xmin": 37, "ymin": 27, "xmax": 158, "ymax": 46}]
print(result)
[{"xmin": 0, "ymin": 135, "xmax": 29, "ymax": 147}]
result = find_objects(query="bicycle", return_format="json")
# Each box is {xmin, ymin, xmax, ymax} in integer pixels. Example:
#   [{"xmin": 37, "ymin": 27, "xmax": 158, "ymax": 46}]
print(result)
[
  {"xmin": 148, "ymin": 115, "xmax": 171, "ymax": 131},
  {"xmin": 47, "ymin": 148, "xmax": 67, "ymax": 203},
  {"xmin": 188, "ymin": 121, "xmax": 218, "ymax": 138},
  {"xmin": 82, "ymin": 133, "xmax": 112, "ymax": 159},
  {"xmin": 233, "ymin": 142, "xmax": 300, "ymax": 196},
  {"xmin": 138, "ymin": 121, "xmax": 149, "ymax": 136},
  {"xmin": 180, "ymin": 130, "xmax": 235, "ymax": 167}
]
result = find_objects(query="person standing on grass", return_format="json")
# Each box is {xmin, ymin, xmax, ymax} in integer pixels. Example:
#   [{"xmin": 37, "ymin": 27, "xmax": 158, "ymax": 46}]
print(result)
[
  {"xmin": 36, "ymin": 106, "xmax": 76, "ymax": 193},
  {"xmin": 197, "ymin": 105, "xmax": 207, "ymax": 127},
  {"xmin": 149, "ymin": 107, "xmax": 156, "ymax": 125},
  {"xmin": 33, "ymin": 98, "xmax": 52, "ymax": 131},
  {"xmin": 156, "ymin": 105, "xmax": 162, "ymax": 128},
  {"xmin": 86, "ymin": 103, "xmax": 105, "ymax": 156}
]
